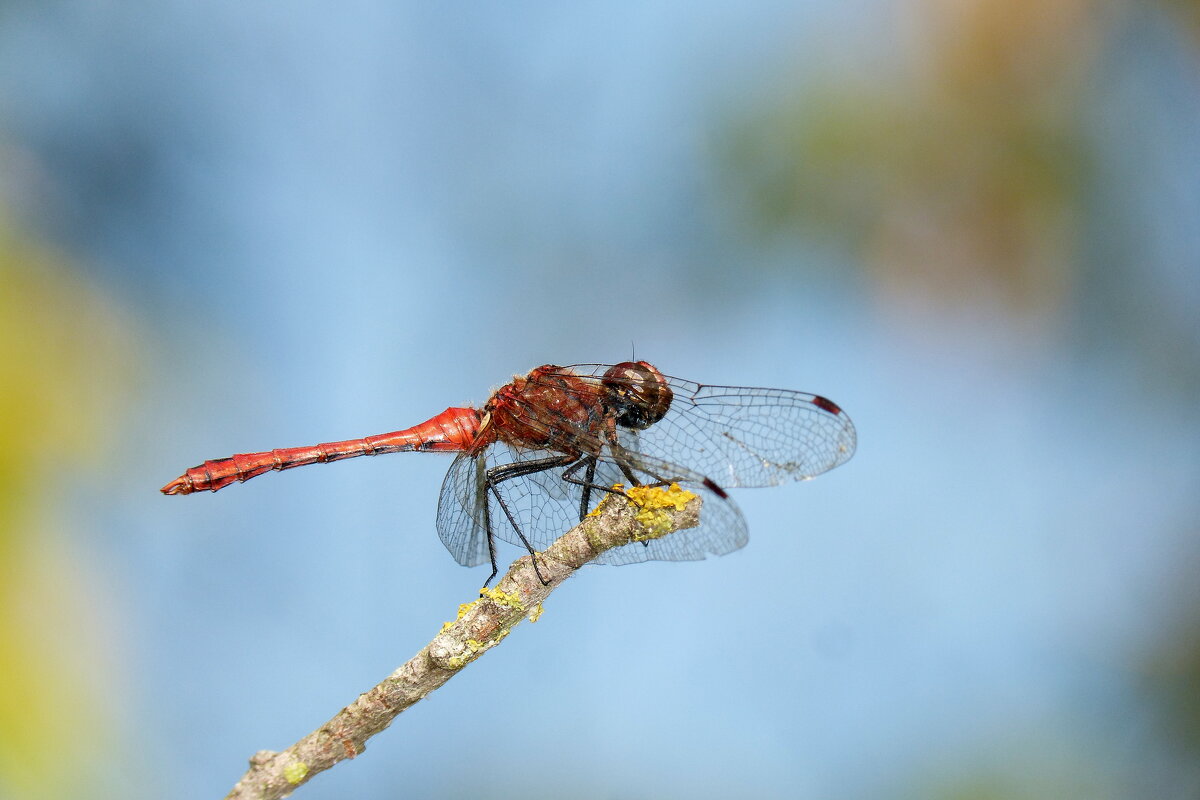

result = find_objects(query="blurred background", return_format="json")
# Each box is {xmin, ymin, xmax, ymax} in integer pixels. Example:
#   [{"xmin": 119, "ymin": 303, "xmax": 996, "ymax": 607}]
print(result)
[{"xmin": 1, "ymin": 1, "xmax": 1198, "ymax": 798}]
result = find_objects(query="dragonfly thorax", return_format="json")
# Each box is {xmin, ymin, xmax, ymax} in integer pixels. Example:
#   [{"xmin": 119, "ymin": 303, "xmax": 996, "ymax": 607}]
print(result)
[{"xmin": 484, "ymin": 366, "xmax": 606, "ymax": 455}]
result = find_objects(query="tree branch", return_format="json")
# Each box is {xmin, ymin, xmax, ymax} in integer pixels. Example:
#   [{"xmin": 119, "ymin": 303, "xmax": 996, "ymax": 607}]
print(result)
[{"xmin": 224, "ymin": 484, "xmax": 701, "ymax": 800}]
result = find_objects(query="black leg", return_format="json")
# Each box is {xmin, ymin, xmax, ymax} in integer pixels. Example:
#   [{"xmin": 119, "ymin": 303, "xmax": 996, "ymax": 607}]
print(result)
[
  {"xmin": 480, "ymin": 454, "xmax": 577, "ymax": 586},
  {"xmin": 601, "ymin": 427, "xmax": 668, "ymax": 487},
  {"xmin": 488, "ymin": 482, "xmax": 549, "ymax": 585},
  {"xmin": 487, "ymin": 454, "xmax": 579, "ymax": 486},
  {"xmin": 560, "ymin": 457, "xmax": 631, "ymax": 503},
  {"xmin": 576, "ymin": 457, "xmax": 598, "ymax": 522},
  {"xmin": 478, "ymin": 458, "xmax": 500, "ymax": 587},
  {"xmin": 483, "ymin": 538, "xmax": 498, "ymax": 586}
]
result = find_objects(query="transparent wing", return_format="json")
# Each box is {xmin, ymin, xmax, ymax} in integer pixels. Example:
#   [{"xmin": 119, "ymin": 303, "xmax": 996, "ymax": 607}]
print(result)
[
  {"xmin": 456, "ymin": 443, "xmax": 747, "ymax": 567},
  {"xmin": 436, "ymin": 452, "xmax": 491, "ymax": 567},
  {"xmin": 585, "ymin": 446, "xmax": 749, "ymax": 566},
  {"xmin": 538, "ymin": 365, "xmax": 857, "ymax": 489}
]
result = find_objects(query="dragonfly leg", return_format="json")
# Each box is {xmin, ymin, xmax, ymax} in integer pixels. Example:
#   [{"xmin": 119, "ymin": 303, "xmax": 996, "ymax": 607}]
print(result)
[
  {"xmin": 487, "ymin": 483, "xmax": 550, "ymax": 585},
  {"xmin": 577, "ymin": 458, "xmax": 597, "ymax": 521},
  {"xmin": 478, "ymin": 458, "xmax": 500, "ymax": 587},
  {"xmin": 600, "ymin": 424, "xmax": 675, "ymax": 488},
  {"xmin": 613, "ymin": 456, "xmax": 674, "ymax": 490},
  {"xmin": 559, "ymin": 456, "xmax": 630, "ymax": 520},
  {"xmin": 560, "ymin": 457, "xmax": 679, "ymax": 549},
  {"xmin": 483, "ymin": 540, "xmax": 498, "ymax": 587},
  {"xmin": 483, "ymin": 454, "xmax": 577, "ymax": 586}
]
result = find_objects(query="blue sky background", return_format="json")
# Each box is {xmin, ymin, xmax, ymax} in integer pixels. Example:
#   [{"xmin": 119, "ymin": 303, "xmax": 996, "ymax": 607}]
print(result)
[{"xmin": 1, "ymin": 2, "xmax": 1198, "ymax": 798}]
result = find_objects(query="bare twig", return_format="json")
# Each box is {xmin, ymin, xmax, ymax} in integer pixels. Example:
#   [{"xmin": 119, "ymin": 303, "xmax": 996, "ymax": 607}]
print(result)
[{"xmin": 224, "ymin": 484, "xmax": 701, "ymax": 800}]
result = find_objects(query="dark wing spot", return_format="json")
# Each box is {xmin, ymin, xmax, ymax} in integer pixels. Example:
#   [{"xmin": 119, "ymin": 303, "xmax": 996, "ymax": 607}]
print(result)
[
  {"xmin": 810, "ymin": 395, "xmax": 843, "ymax": 415},
  {"xmin": 702, "ymin": 477, "xmax": 729, "ymax": 499}
]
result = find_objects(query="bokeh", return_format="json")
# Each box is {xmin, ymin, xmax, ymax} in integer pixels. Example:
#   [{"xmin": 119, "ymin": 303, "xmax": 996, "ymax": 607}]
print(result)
[{"xmin": 1, "ymin": 1, "xmax": 1197, "ymax": 798}]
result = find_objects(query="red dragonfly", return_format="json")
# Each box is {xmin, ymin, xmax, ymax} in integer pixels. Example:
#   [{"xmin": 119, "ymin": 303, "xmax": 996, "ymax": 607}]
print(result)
[{"xmin": 162, "ymin": 362, "xmax": 856, "ymax": 583}]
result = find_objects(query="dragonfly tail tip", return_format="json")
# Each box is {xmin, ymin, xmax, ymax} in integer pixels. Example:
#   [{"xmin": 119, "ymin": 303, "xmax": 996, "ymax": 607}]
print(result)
[{"xmin": 160, "ymin": 477, "xmax": 193, "ymax": 495}]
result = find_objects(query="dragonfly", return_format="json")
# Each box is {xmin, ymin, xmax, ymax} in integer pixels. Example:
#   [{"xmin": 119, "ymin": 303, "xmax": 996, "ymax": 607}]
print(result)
[{"xmin": 161, "ymin": 361, "xmax": 856, "ymax": 584}]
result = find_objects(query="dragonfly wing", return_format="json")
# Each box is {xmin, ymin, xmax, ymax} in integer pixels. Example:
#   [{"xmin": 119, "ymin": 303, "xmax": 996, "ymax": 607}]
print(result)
[
  {"xmin": 552, "ymin": 367, "xmax": 856, "ymax": 489},
  {"xmin": 628, "ymin": 379, "xmax": 855, "ymax": 488},
  {"xmin": 587, "ymin": 445, "xmax": 748, "ymax": 565},
  {"xmin": 473, "ymin": 444, "xmax": 748, "ymax": 566},
  {"xmin": 475, "ymin": 445, "xmax": 613, "ymax": 552},
  {"xmin": 436, "ymin": 452, "xmax": 491, "ymax": 567}
]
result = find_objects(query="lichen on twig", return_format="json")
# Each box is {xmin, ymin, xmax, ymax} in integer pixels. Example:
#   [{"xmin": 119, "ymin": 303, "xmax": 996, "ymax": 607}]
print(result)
[{"xmin": 224, "ymin": 485, "xmax": 701, "ymax": 800}]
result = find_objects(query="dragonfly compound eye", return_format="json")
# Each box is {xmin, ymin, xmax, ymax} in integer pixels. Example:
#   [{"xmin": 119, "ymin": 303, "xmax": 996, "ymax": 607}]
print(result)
[{"xmin": 601, "ymin": 361, "xmax": 673, "ymax": 430}]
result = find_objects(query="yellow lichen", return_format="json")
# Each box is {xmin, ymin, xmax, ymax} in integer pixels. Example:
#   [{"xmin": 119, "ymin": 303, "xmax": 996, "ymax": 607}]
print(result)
[
  {"xmin": 479, "ymin": 586, "xmax": 524, "ymax": 611},
  {"xmin": 283, "ymin": 761, "xmax": 309, "ymax": 785},
  {"xmin": 587, "ymin": 484, "xmax": 626, "ymax": 516},
  {"xmin": 632, "ymin": 508, "xmax": 671, "ymax": 539},
  {"xmin": 625, "ymin": 482, "xmax": 696, "ymax": 511},
  {"xmin": 442, "ymin": 600, "xmax": 479, "ymax": 633},
  {"xmin": 626, "ymin": 483, "xmax": 698, "ymax": 541},
  {"xmin": 529, "ymin": 603, "xmax": 544, "ymax": 623}
]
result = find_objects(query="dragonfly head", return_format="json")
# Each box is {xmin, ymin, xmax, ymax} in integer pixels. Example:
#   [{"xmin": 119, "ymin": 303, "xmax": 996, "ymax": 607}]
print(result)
[{"xmin": 602, "ymin": 361, "xmax": 673, "ymax": 430}]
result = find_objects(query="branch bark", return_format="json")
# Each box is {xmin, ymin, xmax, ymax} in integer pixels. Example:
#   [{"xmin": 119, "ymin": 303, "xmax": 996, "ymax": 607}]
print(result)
[{"xmin": 224, "ymin": 484, "xmax": 701, "ymax": 800}]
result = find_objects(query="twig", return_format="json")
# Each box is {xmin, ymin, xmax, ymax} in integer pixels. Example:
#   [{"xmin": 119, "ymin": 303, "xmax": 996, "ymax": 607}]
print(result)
[{"xmin": 224, "ymin": 484, "xmax": 701, "ymax": 800}]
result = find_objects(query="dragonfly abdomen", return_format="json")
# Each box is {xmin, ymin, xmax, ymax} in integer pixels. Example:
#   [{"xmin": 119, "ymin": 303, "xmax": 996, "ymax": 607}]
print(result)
[{"xmin": 160, "ymin": 406, "xmax": 482, "ymax": 494}]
